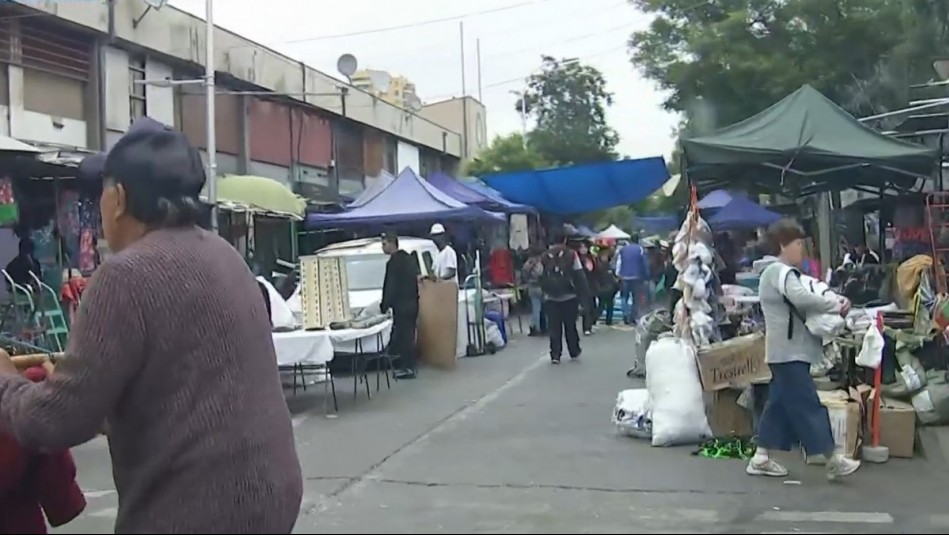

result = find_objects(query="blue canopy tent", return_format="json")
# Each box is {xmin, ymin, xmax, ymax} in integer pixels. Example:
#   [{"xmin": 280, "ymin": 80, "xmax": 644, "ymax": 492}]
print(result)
[
  {"xmin": 306, "ymin": 167, "xmax": 493, "ymax": 229},
  {"xmin": 697, "ymin": 189, "xmax": 744, "ymax": 210},
  {"xmin": 707, "ymin": 196, "xmax": 781, "ymax": 230},
  {"xmin": 457, "ymin": 177, "xmax": 536, "ymax": 214},
  {"xmin": 481, "ymin": 157, "xmax": 669, "ymax": 214},
  {"xmin": 350, "ymin": 171, "xmax": 395, "ymax": 208},
  {"xmin": 427, "ymin": 172, "xmax": 486, "ymax": 205}
]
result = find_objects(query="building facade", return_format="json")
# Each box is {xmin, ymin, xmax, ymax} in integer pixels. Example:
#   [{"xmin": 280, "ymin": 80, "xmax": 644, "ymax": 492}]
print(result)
[
  {"xmin": 419, "ymin": 96, "xmax": 488, "ymax": 162},
  {"xmin": 4, "ymin": 0, "xmax": 465, "ymax": 200}
]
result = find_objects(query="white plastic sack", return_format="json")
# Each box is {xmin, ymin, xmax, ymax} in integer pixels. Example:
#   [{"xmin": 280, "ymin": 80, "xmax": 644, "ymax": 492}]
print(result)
[
  {"xmin": 776, "ymin": 266, "xmax": 845, "ymax": 339},
  {"xmin": 485, "ymin": 321, "xmax": 506, "ymax": 349},
  {"xmin": 856, "ymin": 324, "xmax": 884, "ymax": 369},
  {"xmin": 645, "ymin": 336, "xmax": 712, "ymax": 446},
  {"xmin": 805, "ymin": 314, "xmax": 846, "ymax": 339},
  {"xmin": 688, "ymin": 242, "xmax": 714, "ymax": 266},
  {"xmin": 256, "ymin": 277, "xmax": 297, "ymax": 330},
  {"xmin": 612, "ymin": 389, "xmax": 652, "ymax": 439}
]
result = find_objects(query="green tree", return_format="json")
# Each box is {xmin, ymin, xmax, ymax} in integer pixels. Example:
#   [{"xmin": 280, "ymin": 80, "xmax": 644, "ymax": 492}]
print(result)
[
  {"xmin": 520, "ymin": 56, "xmax": 619, "ymax": 166},
  {"xmin": 627, "ymin": 0, "xmax": 943, "ymax": 129},
  {"xmin": 462, "ymin": 133, "xmax": 548, "ymax": 177}
]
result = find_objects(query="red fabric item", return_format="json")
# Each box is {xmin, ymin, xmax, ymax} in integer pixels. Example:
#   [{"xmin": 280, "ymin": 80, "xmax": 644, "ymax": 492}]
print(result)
[
  {"xmin": 0, "ymin": 367, "xmax": 86, "ymax": 534},
  {"xmin": 489, "ymin": 248, "xmax": 515, "ymax": 286}
]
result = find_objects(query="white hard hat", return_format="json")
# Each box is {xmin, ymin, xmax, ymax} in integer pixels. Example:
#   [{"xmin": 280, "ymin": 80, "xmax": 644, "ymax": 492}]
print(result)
[{"xmin": 430, "ymin": 223, "xmax": 446, "ymax": 235}]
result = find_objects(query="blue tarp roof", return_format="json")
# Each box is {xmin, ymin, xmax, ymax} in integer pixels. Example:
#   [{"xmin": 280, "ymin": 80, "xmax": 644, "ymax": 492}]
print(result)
[
  {"xmin": 306, "ymin": 167, "xmax": 491, "ymax": 229},
  {"xmin": 707, "ymin": 196, "xmax": 781, "ymax": 230},
  {"xmin": 481, "ymin": 157, "xmax": 669, "ymax": 214}
]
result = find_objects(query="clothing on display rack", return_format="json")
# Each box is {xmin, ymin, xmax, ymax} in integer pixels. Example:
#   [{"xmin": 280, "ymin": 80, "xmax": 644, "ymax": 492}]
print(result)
[
  {"xmin": 509, "ymin": 214, "xmax": 529, "ymax": 251},
  {"xmin": 57, "ymin": 191, "xmax": 80, "ymax": 269},
  {"xmin": 0, "ymin": 178, "xmax": 18, "ymax": 226}
]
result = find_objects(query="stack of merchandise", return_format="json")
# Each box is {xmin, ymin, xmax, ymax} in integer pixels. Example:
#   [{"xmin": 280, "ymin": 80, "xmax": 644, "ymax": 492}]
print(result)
[{"xmin": 671, "ymin": 207, "xmax": 721, "ymax": 347}]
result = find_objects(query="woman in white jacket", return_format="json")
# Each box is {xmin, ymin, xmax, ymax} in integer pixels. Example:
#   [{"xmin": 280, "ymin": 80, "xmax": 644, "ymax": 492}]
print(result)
[{"xmin": 747, "ymin": 219, "xmax": 860, "ymax": 480}]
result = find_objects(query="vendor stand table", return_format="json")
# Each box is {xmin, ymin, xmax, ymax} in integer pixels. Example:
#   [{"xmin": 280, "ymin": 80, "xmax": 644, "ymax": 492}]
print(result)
[
  {"xmin": 273, "ymin": 319, "xmax": 395, "ymax": 409},
  {"xmin": 273, "ymin": 330, "xmax": 337, "ymax": 412},
  {"xmin": 327, "ymin": 320, "xmax": 394, "ymax": 402}
]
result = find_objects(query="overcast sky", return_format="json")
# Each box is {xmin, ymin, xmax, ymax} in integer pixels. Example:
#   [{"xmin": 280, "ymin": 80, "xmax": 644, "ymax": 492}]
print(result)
[{"xmin": 170, "ymin": 0, "xmax": 678, "ymax": 160}]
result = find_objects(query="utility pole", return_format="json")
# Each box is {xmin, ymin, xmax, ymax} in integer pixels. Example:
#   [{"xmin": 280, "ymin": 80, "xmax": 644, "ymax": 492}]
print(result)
[
  {"xmin": 476, "ymin": 38, "xmax": 483, "ymax": 101},
  {"xmin": 205, "ymin": 0, "xmax": 218, "ymax": 233},
  {"xmin": 459, "ymin": 21, "xmax": 466, "ymax": 97},
  {"xmin": 459, "ymin": 21, "xmax": 468, "ymax": 159}
]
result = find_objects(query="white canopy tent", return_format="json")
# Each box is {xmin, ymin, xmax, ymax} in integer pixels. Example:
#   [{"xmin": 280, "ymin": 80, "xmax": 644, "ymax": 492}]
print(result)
[{"xmin": 596, "ymin": 224, "xmax": 631, "ymax": 240}]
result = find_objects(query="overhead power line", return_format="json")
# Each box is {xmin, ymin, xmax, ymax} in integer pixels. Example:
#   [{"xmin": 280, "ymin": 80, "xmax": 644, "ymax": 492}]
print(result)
[
  {"xmin": 281, "ymin": 0, "xmax": 556, "ymax": 44},
  {"xmin": 420, "ymin": 44, "xmax": 629, "ymax": 102}
]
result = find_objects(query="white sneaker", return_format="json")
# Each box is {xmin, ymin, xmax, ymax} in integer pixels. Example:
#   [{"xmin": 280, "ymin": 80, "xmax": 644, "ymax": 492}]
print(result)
[
  {"xmin": 583, "ymin": 330, "xmax": 592, "ymax": 336},
  {"xmin": 746, "ymin": 457, "xmax": 789, "ymax": 477},
  {"xmin": 826, "ymin": 456, "xmax": 860, "ymax": 480}
]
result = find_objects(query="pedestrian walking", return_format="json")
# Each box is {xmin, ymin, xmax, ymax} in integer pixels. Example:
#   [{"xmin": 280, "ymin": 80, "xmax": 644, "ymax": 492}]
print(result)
[
  {"xmin": 577, "ymin": 240, "xmax": 599, "ymax": 335},
  {"xmin": 616, "ymin": 233, "xmax": 649, "ymax": 324},
  {"xmin": 594, "ymin": 247, "xmax": 619, "ymax": 326},
  {"xmin": 540, "ymin": 231, "xmax": 590, "ymax": 363},
  {"xmin": 521, "ymin": 244, "xmax": 546, "ymax": 336},
  {"xmin": 0, "ymin": 124, "xmax": 302, "ymax": 533},
  {"xmin": 747, "ymin": 218, "xmax": 860, "ymax": 480},
  {"xmin": 381, "ymin": 232, "xmax": 420, "ymax": 379}
]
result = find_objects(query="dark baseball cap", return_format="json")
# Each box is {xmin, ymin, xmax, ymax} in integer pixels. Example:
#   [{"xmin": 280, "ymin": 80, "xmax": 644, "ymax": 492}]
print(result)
[
  {"xmin": 77, "ymin": 116, "xmax": 179, "ymax": 183},
  {"xmin": 102, "ymin": 122, "xmax": 206, "ymax": 225}
]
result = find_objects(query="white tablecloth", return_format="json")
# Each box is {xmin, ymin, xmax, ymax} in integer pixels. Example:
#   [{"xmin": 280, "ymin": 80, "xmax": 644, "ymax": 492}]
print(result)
[
  {"xmin": 273, "ymin": 330, "xmax": 335, "ymax": 367},
  {"xmin": 328, "ymin": 319, "xmax": 393, "ymax": 354}
]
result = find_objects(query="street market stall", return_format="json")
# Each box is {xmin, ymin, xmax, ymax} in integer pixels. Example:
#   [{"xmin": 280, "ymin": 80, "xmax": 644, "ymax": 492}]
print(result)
[
  {"xmin": 203, "ymin": 174, "xmax": 305, "ymax": 278},
  {"xmin": 617, "ymin": 202, "xmax": 941, "ymax": 463},
  {"xmin": 682, "ymin": 84, "xmax": 938, "ymax": 197}
]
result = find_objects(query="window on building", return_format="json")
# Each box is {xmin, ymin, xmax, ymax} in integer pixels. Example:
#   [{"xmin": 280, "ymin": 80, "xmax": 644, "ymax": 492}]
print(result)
[{"xmin": 129, "ymin": 55, "xmax": 146, "ymax": 123}]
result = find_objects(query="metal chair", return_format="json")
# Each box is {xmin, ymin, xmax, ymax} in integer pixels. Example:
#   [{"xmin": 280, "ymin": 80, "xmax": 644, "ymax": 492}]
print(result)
[{"xmin": 29, "ymin": 272, "xmax": 68, "ymax": 352}]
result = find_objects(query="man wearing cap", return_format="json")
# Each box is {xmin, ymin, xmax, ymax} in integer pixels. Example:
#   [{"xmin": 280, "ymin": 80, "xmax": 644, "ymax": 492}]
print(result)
[{"xmin": 429, "ymin": 223, "xmax": 458, "ymax": 285}]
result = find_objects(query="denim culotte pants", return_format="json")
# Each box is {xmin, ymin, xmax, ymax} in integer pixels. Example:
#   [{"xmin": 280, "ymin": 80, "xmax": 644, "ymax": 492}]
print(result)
[{"xmin": 756, "ymin": 361, "xmax": 836, "ymax": 456}]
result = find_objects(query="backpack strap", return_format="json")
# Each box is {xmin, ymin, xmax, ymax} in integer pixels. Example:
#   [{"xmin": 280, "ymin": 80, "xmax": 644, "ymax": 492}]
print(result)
[{"xmin": 777, "ymin": 265, "xmax": 806, "ymax": 340}]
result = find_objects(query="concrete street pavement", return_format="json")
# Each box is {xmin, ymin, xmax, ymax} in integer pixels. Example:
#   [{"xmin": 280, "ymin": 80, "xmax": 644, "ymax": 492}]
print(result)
[{"xmin": 58, "ymin": 325, "xmax": 949, "ymax": 534}]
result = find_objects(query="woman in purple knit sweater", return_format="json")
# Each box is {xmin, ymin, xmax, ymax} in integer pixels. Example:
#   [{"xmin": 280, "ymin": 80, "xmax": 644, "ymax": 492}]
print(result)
[{"xmin": 0, "ymin": 125, "xmax": 302, "ymax": 533}]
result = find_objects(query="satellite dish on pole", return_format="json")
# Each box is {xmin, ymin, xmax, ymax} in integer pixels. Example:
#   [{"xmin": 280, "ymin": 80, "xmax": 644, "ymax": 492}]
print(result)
[
  {"xmin": 337, "ymin": 54, "xmax": 358, "ymax": 81},
  {"xmin": 405, "ymin": 94, "xmax": 423, "ymax": 112}
]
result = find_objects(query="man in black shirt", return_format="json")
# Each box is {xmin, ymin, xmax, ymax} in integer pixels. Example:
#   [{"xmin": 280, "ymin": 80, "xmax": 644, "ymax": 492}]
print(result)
[{"xmin": 381, "ymin": 233, "xmax": 420, "ymax": 379}]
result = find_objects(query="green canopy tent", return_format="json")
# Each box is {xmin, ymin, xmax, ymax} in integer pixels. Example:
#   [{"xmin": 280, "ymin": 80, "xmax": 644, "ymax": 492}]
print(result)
[{"xmin": 681, "ymin": 85, "xmax": 939, "ymax": 196}]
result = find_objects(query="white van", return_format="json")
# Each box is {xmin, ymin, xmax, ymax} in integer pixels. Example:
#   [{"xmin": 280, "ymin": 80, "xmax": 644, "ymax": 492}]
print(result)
[{"xmin": 315, "ymin": 236, "xmax": 439, "ymax": 311}]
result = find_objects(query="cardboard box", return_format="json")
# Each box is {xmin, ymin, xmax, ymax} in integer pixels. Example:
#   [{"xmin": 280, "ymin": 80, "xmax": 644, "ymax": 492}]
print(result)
[
  {"xmin": 868, "ymin": 395, "xmax": 916, "ymax": 458},
  {"xmin": 417, "ymin": 279, "xmax": 459, "ymax": 370},
  {"xmin": 705, "ymin": 388, "xmax": 753, "ymax": 437},
  {"xmin": 818, "ymin": 389, "xmax": 863, "ymax": 458},
  {"xmin": 695, "ymin": 333, "xmax": 771, "ymax": 392}
]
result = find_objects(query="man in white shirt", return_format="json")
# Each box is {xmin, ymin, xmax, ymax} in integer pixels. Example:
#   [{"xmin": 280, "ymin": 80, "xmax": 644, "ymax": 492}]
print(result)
[{"xmin": 430, "ymin": 223, "xmax": 458, "ymax": 284}]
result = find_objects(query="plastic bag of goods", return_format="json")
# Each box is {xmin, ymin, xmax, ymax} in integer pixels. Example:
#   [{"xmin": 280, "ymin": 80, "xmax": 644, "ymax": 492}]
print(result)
[
  {"xmin": 612, "ymin": 389, "xmax": 652, "ymax": 439},
  {"xmin": 645, "ymin": 335, "xmax": 712, "ymax": 446},
  {"xmin": 628, "ymin": 309, "xmax": 673, "ymax": 378}
]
